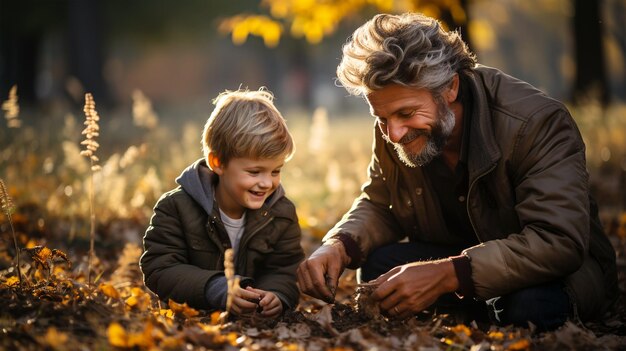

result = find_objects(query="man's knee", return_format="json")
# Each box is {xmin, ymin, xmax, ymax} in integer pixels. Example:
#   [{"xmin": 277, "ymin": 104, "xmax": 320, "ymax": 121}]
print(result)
[
  {"xmin": 360, "ymin": 245, "xmax": 399, "ymax": 282},
  {"xmin": 488, "ymin": 282, "xmax": 571, "ymax": 331}
]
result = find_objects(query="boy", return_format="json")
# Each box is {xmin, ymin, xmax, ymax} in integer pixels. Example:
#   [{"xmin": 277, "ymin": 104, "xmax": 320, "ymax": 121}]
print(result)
[{"xmin": 140, "ymin": 88, "xmax": 304, "ymax": 318}]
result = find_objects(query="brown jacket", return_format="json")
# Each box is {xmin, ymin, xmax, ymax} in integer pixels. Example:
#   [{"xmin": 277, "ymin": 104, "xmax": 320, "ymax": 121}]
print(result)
[
  {"xmin": 141, "ymin": 159, "xmax": 304, "ymax": 310},
  {"xmin": 326, "ymin": 66, "xmax": 617, "ymax": 320}
]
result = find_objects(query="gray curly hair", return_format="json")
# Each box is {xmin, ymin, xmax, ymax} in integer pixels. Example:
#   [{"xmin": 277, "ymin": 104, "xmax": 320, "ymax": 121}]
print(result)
[{"xmin": 337, "ymin": 13, "xmax": 476, "ymax": 96}]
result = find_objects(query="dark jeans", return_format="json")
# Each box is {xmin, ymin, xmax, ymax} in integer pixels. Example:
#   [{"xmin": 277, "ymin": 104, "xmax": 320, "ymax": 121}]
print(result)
[{"xmin": 360, "ymin": 242, "xmax": 571, "ymax": 331}]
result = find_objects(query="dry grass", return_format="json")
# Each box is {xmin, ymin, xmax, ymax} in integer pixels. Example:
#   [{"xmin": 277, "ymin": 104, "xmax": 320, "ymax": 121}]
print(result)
[{"xmin": 0, "ymin": 89, "xmax": 625, "ymax": 350}]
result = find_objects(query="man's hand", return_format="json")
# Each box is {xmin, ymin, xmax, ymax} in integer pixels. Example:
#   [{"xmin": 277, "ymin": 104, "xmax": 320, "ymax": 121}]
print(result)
[
  {"xmin": 297, "ymin": 239, "xmax": 350, "ymax": 303},
  {"xmin": 369, "ymin": 258, "xmax": 459, "ymax": 319}
]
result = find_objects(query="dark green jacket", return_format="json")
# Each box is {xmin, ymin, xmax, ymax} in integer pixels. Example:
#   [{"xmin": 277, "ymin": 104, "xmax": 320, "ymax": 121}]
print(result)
[
  {"xmin": 141, "ymin": 159, "xmax": 304, "ymax": 310},
  {"xmin": 326, "ymin": 65, "xmax": 618, "ymax": 321}
]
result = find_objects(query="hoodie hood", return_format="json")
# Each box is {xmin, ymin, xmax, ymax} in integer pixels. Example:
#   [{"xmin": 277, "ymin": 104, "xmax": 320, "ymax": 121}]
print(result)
[{"xmin": 175, "ymin": 158, "xmax": 286, "ymax": 215}]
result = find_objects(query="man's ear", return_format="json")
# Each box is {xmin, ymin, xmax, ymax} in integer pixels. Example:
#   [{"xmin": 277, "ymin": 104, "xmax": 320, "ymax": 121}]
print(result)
[
  {"xmin": 445, "ymin": 74, "xmax": 460, "ymax": 103},
  {"xmin": 208, "ymin": 152, "xmax": 223, "ymax": 175}
]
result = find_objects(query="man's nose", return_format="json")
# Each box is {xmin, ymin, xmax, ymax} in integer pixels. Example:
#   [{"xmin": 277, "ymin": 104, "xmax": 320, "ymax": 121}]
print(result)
[{"xmin": 386, "ymin": 119, "xmax": 407, "ymax": 143}]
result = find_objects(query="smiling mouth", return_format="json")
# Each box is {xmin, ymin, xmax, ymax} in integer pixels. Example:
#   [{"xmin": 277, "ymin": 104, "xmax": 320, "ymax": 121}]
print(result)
[
  {"xmin": 249, "ymin": 190, "xmax": 266, "ymax": 197},
  {"xmin": 398, "ymin": 129, "xmax": 429, "ymax": 145}
]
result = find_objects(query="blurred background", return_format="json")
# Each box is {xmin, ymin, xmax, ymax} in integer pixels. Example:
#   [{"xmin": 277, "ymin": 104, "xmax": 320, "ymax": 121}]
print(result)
[{"xmin": 1, "ymin": 0, "xmax": 625, "ymax": 250}]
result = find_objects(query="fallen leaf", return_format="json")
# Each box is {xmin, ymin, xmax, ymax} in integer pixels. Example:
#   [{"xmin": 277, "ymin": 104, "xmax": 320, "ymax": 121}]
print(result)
[{"xmin": 107, "ymin": 322, "xmax": 128, "ymax": 348}]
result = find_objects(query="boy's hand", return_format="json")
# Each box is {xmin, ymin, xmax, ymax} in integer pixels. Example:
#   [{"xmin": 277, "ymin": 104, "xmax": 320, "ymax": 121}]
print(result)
[
  {"xmin": 229, "ymin": 287, "xmax": 262, "ymax": 316},
  {"xmin": 246, "ymin": 287, "xmax": 283, "ymax": 318}
]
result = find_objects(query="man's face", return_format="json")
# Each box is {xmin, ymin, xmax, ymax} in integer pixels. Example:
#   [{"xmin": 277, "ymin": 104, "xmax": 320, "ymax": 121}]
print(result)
[{"xmin": 366, "ymin": 84, "xmax": 455, "ymax": 167}]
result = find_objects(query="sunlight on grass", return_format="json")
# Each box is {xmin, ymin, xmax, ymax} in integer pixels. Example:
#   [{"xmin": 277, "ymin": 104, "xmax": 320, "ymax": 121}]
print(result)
[{"xmin": 0, "ymin": 95, "xmax": 625, "ymax": 244}]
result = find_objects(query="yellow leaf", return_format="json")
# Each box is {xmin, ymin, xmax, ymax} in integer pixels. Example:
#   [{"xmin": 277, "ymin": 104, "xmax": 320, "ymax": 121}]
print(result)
[
  {"xmin": 127, "ymin": 321, "xmax": 154, "ymax": 348},
  {"xmin": 38, "ymin": 247, "xmax": 52, "ymax": 261},
  {"xmin": 126, "ymin": 295, "xmax": 139, "ymax": 307},
  {"xmin": 232, "ymin": 24, "xmax": 249, "ymax": 45},
  {"xmin": 200, "ymin": 323, "xmax": 221, "ymax": 334},
  {"xmin": 226, "ymin": 332, "xmax": 238, "ymax": 346},
  {"xmin": 5, "ymin": 276, "xmax": 20, "ymax": 287},
  {"xmin": 304, "ymin": 24, "xmax": 323, "ymax": 44},
  {"xmin": 107, "ymin": 322, "xmax": 128, "ymax": 348},
  {"xmin": 269, "ymin": 1, "xmax": 289, "ymax": 18},
  {"xmin": 126, "ymin": 288, "xmax": 151, "ymax": 311},
  {"xmin": 469, "ymin": 20, "xmax": 496, "ymax": 51},
  {"xmin": 451, "ymin": 324, "xmax": 471, "ymax": 336},
  {"xmin": 507, "ymin": 339, "xmax": 530, "ymax": 351},
  {"xmin": 161, "ymin": 336, "xmax": 183, "ymax": 348},
  {"xmin": 488, "ymin": 330, "xmax": 504, "ymax": 340},
  {"xmin": 167, "ymin": 299, "xmax": 199, "ymax": 317},
  {"xmin": 99, "ymin": 283, "xmax": 120, "ymax": 299},
  {"xmin": 160, "ymin": 308, "xmax": 175, "ymax": 319},
  {"xmin": 44, "ymin": 327, "xmax": 68, "ymax": 348},
  {"xmin": 168, "ymin": 299, "xmax": 184, "ymax": 312},
  {"xmin": 210, "ymin": 311, "xmax": 222, "ymax": 325},
  {"xmin": 261, "ymin": 22, "xmax": 281, "ymax": 47}
]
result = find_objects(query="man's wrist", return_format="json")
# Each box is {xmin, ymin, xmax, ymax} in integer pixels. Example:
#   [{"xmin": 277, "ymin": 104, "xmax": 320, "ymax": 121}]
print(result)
[
  {"xmin": 450, "ymin": 253, "xmax": 475, "ymax": 299},
  {"xmin": 325, "ymin": 234, "xmax": 361, "ymax": 269}
]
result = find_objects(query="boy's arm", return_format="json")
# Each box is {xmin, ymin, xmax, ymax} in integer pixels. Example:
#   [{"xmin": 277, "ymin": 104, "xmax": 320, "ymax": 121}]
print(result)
[
  {"xmin": 252, "ymin": 208, "xmax": 304, "ymax": 310},
  {"xmin": 140, "ymin": 192, "xmax": 224, "ymax": 310}
]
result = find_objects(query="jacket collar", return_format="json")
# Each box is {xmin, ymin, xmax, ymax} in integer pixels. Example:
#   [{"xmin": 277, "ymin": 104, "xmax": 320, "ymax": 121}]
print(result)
[{"xmin": 463, "ymin": 67, "xmax": 501, "ymax": 180}]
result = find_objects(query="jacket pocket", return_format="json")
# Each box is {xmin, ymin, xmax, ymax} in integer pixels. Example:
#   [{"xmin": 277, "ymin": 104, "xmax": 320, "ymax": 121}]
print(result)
[
  {"xmin": 242, "ymin": 239, "xmax": 274, "ymax": 275},
  {"xmin": 187, "ymin": 236, "xmax": 222, "ymax": 270}
]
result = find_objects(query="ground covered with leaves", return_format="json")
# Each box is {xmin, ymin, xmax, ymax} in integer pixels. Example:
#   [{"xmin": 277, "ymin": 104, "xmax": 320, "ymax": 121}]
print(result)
[
  {"xmin": 1, "ymin": 214, "xmax": 625, "ymax": 351},
  {"xmin": 1, "ymin": 99, "xmax": 626, "ymax": 349}
]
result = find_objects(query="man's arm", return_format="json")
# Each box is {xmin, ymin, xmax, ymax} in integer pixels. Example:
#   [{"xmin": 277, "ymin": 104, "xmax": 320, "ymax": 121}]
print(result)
[
  {"xmin": 298, "ymin": 125, "xmax": 404, "ymax": 300},
  {"xmin": 465, "ymin": 107, "xmax": 590, "ymax": 299},
  {"xmin": 323, "ymin": 125, "xmax": 406, "ymax": 265}
]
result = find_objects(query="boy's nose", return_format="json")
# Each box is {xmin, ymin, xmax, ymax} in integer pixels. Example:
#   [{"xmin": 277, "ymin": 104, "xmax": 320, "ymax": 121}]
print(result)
[{"xmin": 258, "ymin": 175, "xmax": 272, "ymax": 188}]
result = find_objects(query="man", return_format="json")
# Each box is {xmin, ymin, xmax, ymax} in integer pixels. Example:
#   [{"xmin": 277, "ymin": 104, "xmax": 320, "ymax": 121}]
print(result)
[{"xmin": 297, "ymin": 13, "xmax": 617, "ymax": 330}]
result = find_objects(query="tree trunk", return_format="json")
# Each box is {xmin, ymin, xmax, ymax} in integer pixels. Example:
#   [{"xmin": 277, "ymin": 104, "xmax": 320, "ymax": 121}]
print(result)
[
  {"xmin": 572, "ymin": 0, "xmax": 609, "ymax": 106},
  {"xmin": 67, "ymin": 0, "xmax": 109, "ymax": 104}
]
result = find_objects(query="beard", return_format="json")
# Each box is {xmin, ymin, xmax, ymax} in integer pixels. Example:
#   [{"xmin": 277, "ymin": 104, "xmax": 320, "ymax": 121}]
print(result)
[{"xmin": 382, "ymin": 98, "xmax": 456, "ymax": 168}]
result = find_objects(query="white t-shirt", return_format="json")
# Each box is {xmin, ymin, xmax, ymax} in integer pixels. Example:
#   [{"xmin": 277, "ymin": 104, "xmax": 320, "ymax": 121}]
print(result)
[{"xmin": 219, "ymin": 208, "xmax": 246, "ymax": 257}]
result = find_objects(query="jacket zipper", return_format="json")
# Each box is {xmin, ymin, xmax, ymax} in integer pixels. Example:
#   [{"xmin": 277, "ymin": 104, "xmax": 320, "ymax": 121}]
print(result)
[
  {"xmin": 466, "ymin": 163, "xmax": 497, "ymax": 244},
  {"xmin": 236, "ymin": 216, "xmax": 275, "ymax": 268},
  {"xmin": 206, "ymin": 216, "xmax": 231, "ymax": 269}
]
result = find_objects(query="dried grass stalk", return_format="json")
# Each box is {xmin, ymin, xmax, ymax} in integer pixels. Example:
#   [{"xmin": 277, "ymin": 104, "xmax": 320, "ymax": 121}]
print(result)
[
  {"xmin": 132, "ymin": 89, "xmax": 159, "ymax": 129},
  {"xmin": 0, "ymin": 178, "xmax": 22, "ymax": 286},
  {"xmin": 81, "ymin": 93, "xmax": 101, "ymax": 286},
  {"xmin": 2, "ymin": 85, "xmax": 21, "ymax": 128},
  {"xmin": 223, "ymin": 248, "xmax": 240, "ymax": 320}
]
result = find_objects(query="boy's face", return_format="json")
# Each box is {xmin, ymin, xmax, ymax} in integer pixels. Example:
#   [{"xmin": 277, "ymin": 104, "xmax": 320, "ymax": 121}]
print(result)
[{"xmin": 213, "ymin": 156, "xmax": 285, "ymax": 219}]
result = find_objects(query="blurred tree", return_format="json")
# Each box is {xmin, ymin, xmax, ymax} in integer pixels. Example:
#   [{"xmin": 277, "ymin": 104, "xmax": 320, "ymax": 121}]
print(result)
[
  {"xmin": 219, "ymin": 0, "xmax": 472, "ymax": 109},
  {"xmin": 0, "ymin": 0, "xmax": 66, "ymax": 103},
  {"xmin": 67, "ymin": 0, "xmax": 109, "ymax": 104},
  {"xmin": 572, "ymin": 0, "xmax": 609, "ymax": 106},
  {"xmin": 220, "ymin": 0, "xmax": 472, "ymax": 50}
]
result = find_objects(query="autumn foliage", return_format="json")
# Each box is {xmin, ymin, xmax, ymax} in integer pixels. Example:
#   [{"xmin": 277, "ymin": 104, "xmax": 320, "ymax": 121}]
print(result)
[{"xmin": 1, "ymin": 86, "xmax": 625, "ymax": 350}]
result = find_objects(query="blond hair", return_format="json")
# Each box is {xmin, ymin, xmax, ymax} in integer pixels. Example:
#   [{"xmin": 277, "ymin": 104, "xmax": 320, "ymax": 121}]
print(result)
[{"xmin": 202, "ymin": 88, "xmax": 294, "ymax": 165}]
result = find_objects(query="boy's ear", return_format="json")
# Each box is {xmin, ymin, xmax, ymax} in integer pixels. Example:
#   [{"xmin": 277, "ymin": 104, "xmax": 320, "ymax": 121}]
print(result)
[{"xmin": 207, "ymin": 152, "xmax": 223, "ymax": 174}]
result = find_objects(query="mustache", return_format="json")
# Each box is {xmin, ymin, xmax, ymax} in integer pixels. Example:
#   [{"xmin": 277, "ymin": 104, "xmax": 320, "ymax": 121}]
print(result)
[{"xmin": 397, "ymin": 129, "xmax": 429, "ymax": 144}]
